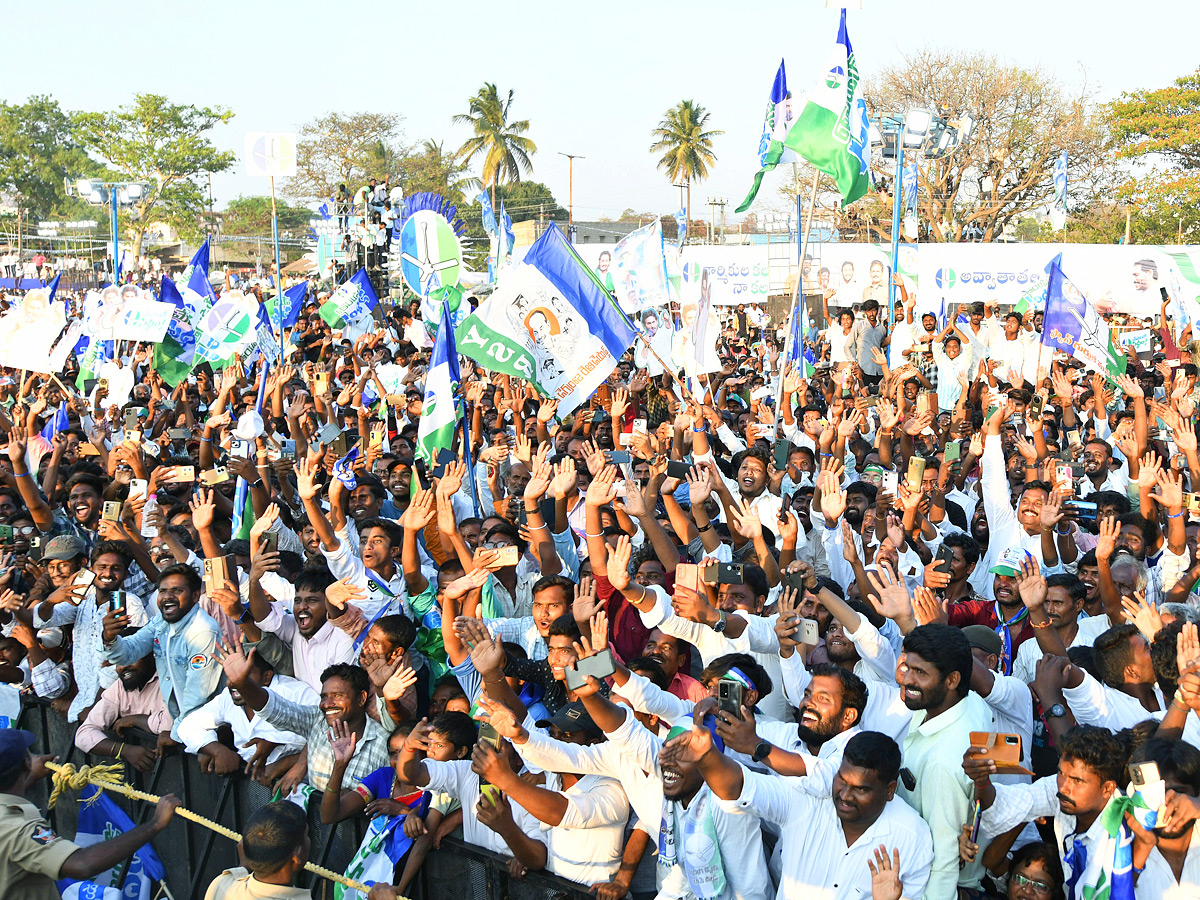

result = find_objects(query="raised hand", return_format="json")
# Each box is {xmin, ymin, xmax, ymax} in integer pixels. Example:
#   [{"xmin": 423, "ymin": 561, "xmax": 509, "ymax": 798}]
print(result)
[
  {"xmin": 296, "ymin": 453, "xmax": 322, "ymax": 501},
  {"xmin": 443, "ymin": 568, "xmax": 489, "ymax": 601},
  {"xmin": 214, "ymin": 641, "xmax": 257, "ymax": 688},
  {"xmin": 606, "ymin": 535, "xmax": 633, "ymax": 593},
  {"xmin": 819, "ymin": 467, "xmax": 847, "ymax": 524},
  {"xmin": 1015, "ymin": 555, "xmax": 1047, "ymax": 610},
  {"xmin": 329, "ymin": 718, "xmax": 358, "ymax": 766},
  {"xmin": 473, "ymin": 695, "xmax": 522, "ymax": 740},
  {"xmin": 866, "ymin": 846, "xmax": 904, "ymax": 900},
  {"xmin": 549, "ymin": 456, "xmax": 578, "ymax": 500},
  {"xmin": 585, "ymin": 465, "xmax": 619, "ymax": 507},
  {"xmin": 1038, "ymin": 491, "xmax": 1065, "ymax": 533},
  {"xmin": 189, "ymin": 487, "xmax": 216, "ymax": 531},
  {"xmin": 326, "ymin": 578, "xmax": 367, "ymax": 611},
  {"xmin": 401, "ymin": 485, "xmax": 436, "ymax": 531},
  {"xmin": 1095, "ymin": 514, "xmax": 1118, "ymax": 562},
  {"xmin": 1120, "ymin": 592, "xmax": 1162, "ymax": 641},
  {"xmin": 864, "ymin": 561, "xmax": 914, "ymax": 623},
  {"xmin": 382, "ymin": 665, "xmax": 418, "ymax": 701},
  {"xmin": 913, "ymin": 586, "xmax": 948, "ymax": 626}
]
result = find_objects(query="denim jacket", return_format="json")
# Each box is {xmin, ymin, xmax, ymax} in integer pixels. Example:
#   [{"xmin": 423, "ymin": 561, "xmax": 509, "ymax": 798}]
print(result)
[{"xmin": 104, "ymin": 603, "xmax": 224, "ymax": 740}]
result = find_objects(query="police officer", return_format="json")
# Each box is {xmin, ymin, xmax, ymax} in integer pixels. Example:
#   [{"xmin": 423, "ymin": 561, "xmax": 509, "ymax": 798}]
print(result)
[{"xmin": 0, "ymin": 729, "xmax": 179, "ymax": 898}]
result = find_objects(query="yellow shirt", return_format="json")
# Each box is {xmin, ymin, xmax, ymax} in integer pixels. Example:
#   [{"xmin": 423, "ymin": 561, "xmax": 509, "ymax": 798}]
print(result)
[{"xmin": 204, "ymin": 867, "xmax": 314, "ymax": 900}]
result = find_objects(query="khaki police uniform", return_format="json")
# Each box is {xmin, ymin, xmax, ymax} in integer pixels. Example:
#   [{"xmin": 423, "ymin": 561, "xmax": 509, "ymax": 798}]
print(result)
[
  {"xmin": 204, "ymin": 866, "xmax": 315, "ymax": 900},
  {"xmin": 0, "ymin": 792, "xmax": 82, "ymax": 900}
]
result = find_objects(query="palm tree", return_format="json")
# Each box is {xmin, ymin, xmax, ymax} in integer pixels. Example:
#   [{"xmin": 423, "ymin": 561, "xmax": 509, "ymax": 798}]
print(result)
[
  {"xmin": 650, "ymin": 100, "xmax": 723, "ymax": 230},
  {"xmin": 453, "ymin": 84, "xmax": 537, "ymax": 213}
]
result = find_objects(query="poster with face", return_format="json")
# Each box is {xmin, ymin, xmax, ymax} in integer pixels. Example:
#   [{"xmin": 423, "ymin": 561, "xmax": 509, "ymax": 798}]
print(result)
[{"xmin": 633, "ymin": 307, "xmax": 674, "ymax": 376}]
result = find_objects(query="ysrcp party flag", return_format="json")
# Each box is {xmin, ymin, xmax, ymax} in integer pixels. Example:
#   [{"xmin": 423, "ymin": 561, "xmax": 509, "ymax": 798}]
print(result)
[
  {"xmin": 1049, "ymin": 150, "xmax": 1068, "ymax": 231},
  {"xmin": 57, "ymin": 785, "xmax": 163, "ymax": 900},
  {"xmin": 455, "ymin": 224, "xmax": 636, "ymax": 415},
  {"xmin": 320, "ymin": 269, "xmax": 378, "ymax": 329},
  {"xmin": 154, "ymin": 275, "xmax": 197, "ymax": 387},
  {"xmin": 422, "ymin": 284, "xmax": 468, "ymax": 337},
  {"xmin": 611, "ymin": 219, "xmax": 671, "ymax": 314},
  {"xmin": 736, "ymin": 59, "xmax": 797, "ymax": 212},
  {"xmin": 417, "ymin": 301, "xmax": 462, "ymax": 466},
  {"xmin": 195, "ymin": 290, "xmax": 260, "ymax": 365},
  {"xmin": 268, "ymin": 280, "xmax": 308, "ymax": 332},
  {"xmin": 178, "ymin": 237, "xmax": 217, "ymax": 325},
  {"xmin": 785, "ymin": 9, "xmax": 871, "ymax": 206},
  {"xmin": 1041, "ymin": 253, "xmax": 1125, "ymax": 382}
]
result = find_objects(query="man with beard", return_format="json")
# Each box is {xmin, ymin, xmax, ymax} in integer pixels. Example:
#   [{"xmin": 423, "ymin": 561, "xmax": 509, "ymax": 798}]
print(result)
[
  {"xmin": 1011, "ymin": 574, "xmax": 1111, "ymax": 685},
  {"xmin": 73, "ymin": 651, "xmax": 172, "ymax": 773},
  {"xmin": 671, "ymin": 722, "xmax": 932, "ymax": 900},
  {"xmin": 1123, "ymin": 737, "xmax": 1200, "ymax": 896},
  {"xmin": 101, "ymin": 563, "xmax": 223, "ymax": 741},
  {"xmin": 965, "ymin": 725, "xmax": 1135, "ymax": 898},
  {"xmin": 177, "ymin": 647, "xmax": 314, "ymax": 782},
  {"xmin": 218, "ymin": 645, "xmax": 389, "ymax": 793},
  {"xmin": 697, "ymin": 445, "xmax": 783, "ymax": 538},
  {"xmin": 1078, "ymin": 437, "xmax": 1131, "ymax": 499},
  {"xmin": 927, "ymin": 532, "xmax": 986, "ymax": 605}
]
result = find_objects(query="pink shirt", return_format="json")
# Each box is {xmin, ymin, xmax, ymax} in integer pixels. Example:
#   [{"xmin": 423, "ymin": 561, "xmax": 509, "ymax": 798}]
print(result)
[
  {"xmin": 669, "ymin": 671, "xmax": 708, "ymax": 704},
  {"xmin": 75, "ymin": 674, "xmax": 173, "ymax": 752}
]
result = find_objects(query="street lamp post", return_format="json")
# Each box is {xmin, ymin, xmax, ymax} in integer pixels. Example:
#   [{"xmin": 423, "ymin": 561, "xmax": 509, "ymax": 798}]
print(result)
[
  {"xmin": 66, "ymin": 178, "xmax": 152, "ymax": 284},
  {"xmin": 558, "ymin": 152, "xmax": 585, "ymax": 236}
]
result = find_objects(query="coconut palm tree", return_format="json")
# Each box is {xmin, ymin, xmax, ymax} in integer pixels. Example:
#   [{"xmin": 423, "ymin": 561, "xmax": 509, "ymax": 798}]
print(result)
[
  {"xmin": 453, "ymin": 84, "xmax": 537, "ymax": 213},
  {"xmin": 650, "ymin": 100, "xmax": 723, "ymax": 230}
]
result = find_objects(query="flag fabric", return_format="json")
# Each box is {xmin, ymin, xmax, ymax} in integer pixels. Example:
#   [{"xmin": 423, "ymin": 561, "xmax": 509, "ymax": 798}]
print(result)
[
  {"xmin": 902, "ymin": 160, "xmax": 919, "ymax": 218},
  {"xmin": 40, "ymin": 402, "xmax": 69, "ymax": 443},
  {"xmin": 76, "ymin": 337, "xmax": 114, "ymax": 391},
  {"xmin": 783, "ymin": 10, "xmax": 871, "ymax": 207},
  {"xmin": 421, "ymin": 284, "xmax": 468, "ymax": 338},
  {"xmin": 1049, "ymin": 150, "xmax": 1068, "ymax": 230},
  {"xmin": 417, "ymin": 301, "xmax": 462, "ymax": 466},
  {"xmin": 179, "ymin": 237, "xmax": 217, "ymax": 325},
  {"xmin": 611, "ymin": 219, "xmax": 672, "ymax": 314},
  {"xmin": 336, "ymin": 795, "xmax": 431, "ymax": 900},
  {"xmin": 45, "ymin": 272, "xmax": 61, "ymax": 304},
  {"xmin": 56, "ymin": 785, "xmax": 163, "ymax": 900},
  {"xmin": 333, "ymin": 446, "xmax": 361, "ymax": 490},
  {"xmin": 1040, "ymin": 253, "xmax": 1125, "ymax": 382},
  {"xmin": 320, "ymin": 269, "xmax": 379, "ymax": 329},
  {"xmin": 674, "ymin": 207, "xmax": 688, "ymax": 250},
  {"xmin": 455, "ymin": 224, "xmax": 637, "ymax": 415},
  {"xmin": 736, "ymin": 60, "xmax": 795, "ymax": 212},
  {"xmin": 153, "ymin": 275, "xmax": 198, "ymax": 387},
  {"xmin": 268, "ymin": 281, "xmax": 308, "ymax": 332},
  {"xmin": 477, "ymin": 190, "xmax": 498, "ymax": 236},
  {"xmin": 501, "ymin": 203, "xmax": 515, "ymax": 261}
]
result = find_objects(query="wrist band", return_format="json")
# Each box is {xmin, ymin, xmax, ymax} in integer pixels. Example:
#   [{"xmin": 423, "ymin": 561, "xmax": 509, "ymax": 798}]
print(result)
[
  {"xmin": 13, "ymin": 471, "xmax": 29, "ymax": 479},
  {"xmin": 1031, "ymin": 619, "xmax": 1053, "ymax": 629},
  {"xmin": 1055, "ymin": 525, "xmax": 1072, "ymax": 535},
  {"xmin": 200, "ymin": 436, "xmax": 211, "ymax": 442},
  {"xmin": 697, "ymin": 522, "xmax": 713, "ymax": 534},
  {"xmin": 692, "ymin": 428, "xmax": 705, "ymax": 433},
  {"xmin": 528, "ymin": 522, "xmax": 548, "ymax": 530},
  {"xmin": 1169, "ymin": 511, "xmax": 1184, "ymax": 519},
  {"xmin": 585, "ymin": 531, "xmax": 603, "ymax": 538}
]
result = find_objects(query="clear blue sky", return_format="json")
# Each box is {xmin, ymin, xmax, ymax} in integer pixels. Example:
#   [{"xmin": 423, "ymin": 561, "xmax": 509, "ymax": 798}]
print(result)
[{"xmin": 7, "ymin": 0, "xmax": 1198, "ymax": 221}]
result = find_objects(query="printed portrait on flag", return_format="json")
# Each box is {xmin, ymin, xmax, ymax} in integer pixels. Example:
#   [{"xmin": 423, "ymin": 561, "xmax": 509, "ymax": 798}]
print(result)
[
  {"xmin": 503, "ymin": 279, "xmax": 586, "ymax": 390},
  {"xmin": 0, "ymin": 287, "xmax": 67, "ymax": 368},
  {"xmin": 633, "ymin": 307, "xmax": 675, "ymax": 376},
  {"xmin": 595, "ymin": 250, "xmax": 615, "ymax": 292}
]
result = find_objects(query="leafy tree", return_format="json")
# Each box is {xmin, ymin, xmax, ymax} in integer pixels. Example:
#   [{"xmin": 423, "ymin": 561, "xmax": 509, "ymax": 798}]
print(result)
[
  {"xmin": 220, "ymin": 195, "xmax": 313, "ymax": 236},
  {"xmin": 0, "ymin": 95, "xmax": 96, "ymax": 219},
  {"xmin": 73, "ymin": 94, "xmax": 234, "ymax": 254},
  {"xmin": 493, "ymin": 181, "xmax": 565, "ymax": 223},
  {"xmin": 397, "ymin": 139, "xmax": 479, "ymax": 205},
  {"xmin": 286, "ymin": 111, "xmax": 406, "ymax": 204},
  {"xmin": 1109, "ymin": 69, "xmax": 1200, "ymax": 243},
  {"xmin": 855, "ymin": 51, "xmax": 1116, "ymax": 242},
  {"xmin": 650, "ymin": 100, "xmax": 723, "ymax": 224},
  {"xmin": 453, "ymin": 84, "xmax": 537, "ymax": 211}
]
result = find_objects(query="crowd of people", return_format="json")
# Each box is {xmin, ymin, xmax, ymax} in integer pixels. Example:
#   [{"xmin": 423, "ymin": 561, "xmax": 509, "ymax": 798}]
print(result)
[{"xmin": 0, "ymin": 264, "xmax": 1195, "ymax": 900}]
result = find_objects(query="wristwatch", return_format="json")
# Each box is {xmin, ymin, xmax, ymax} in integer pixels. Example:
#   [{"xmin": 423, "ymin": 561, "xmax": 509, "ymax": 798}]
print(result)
[
  {"xmin": 1045, "ymin": 703, "xmax": 1067, "ymax": 718},
  {"xmin": 752, "ymin": 741, "xmax": 773, "ymax": 763},
  {"xmin": 713, "ymin": 611, "xmax": 728, "ymax": 634}
]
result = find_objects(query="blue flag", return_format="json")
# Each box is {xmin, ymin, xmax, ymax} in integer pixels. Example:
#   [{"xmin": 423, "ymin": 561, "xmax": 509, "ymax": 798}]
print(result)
[
  {"xmin": 181, "ymin": 237, "xmax": 217, "ymax": 325},
  {"xmin": 417, "ymin": 301, "xmax": 462, "ymax": 466},
  {"xmin": 1041, "ymin": 253, "xmax": 1124, "ymax": 381},
  {"xmin": 39, "ymin": 403, "xmax": 69, "ymax": 443},
  {"xmin": 902, "ymin": 160, "xmax": 919, "ymax": 218},
  {"xmin": 45, "ymin": 272, "xmax": 61, "ymax": 303},
  {"xmin": 477, "ymin": 190, "xmax": 498, "ymax": 236},
  {"xmin": 57, "ymin": 785, "xmax": 163, "ymax": 900},
  {"xmin": 269, "ymin": 281, "xmax": 307, "ymax": 331},
  {"xmin": 674, "ymin": 207, "xmax": 687, "ymax": 251},
  {"xmin": 1050, "ymin": 150, "xmax": 1068, "ymax": 230},
  {"xmin": 736, "ymin": 59, "xmax": 795, "ymax": 212},
  {"xmin": 500, "ymin": 203, "xmax": 515, "ymax": 259},
  {"xmin": 320, "ymin": 268, "xmax": 378, "ymax": 328}
]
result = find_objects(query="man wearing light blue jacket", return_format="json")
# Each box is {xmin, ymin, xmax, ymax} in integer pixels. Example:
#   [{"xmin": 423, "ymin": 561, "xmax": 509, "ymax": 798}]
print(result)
[{"xmin": 101, "ymin": 563, "xmax": 224, "ymax": 741}]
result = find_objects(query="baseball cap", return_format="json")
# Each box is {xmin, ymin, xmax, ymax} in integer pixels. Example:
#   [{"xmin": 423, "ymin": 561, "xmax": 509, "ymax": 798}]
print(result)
[
  {"xmin": 989, "ymin": 548, "xmax": 1027, "ymax": 577},
  {"xmin": 0, "ymin": 729, "xmax": 35, "ymax": 772},
  {"xmin": 962, "ymin": 625, "xmax": 1004, "ymax": 658},
  {"xmin": 43, "ymin": 535, "xmax": 86, "ymax": 562},
  {"xmin": 536, "ymin": 701, "xmax": 604, "ymax": 741}
]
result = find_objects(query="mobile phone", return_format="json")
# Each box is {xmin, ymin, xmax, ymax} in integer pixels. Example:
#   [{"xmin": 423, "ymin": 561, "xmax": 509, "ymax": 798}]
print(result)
[
  {"xmin": 370, "ymin": 423, "xmax": 385, "ymax": 447},
  {"xmin": 782, "ymin": 569, "xmax": 807, "ymax": 592},
  {"xmin": 167, "ymin": 427, "xmax": 191, "ymax": 440},
  {"xmin": 1066, "ymin": 429, "xmax": 1081, "ymax": 449},
  {"xmin": 717, "ymin": 679, "xmax": 745, "ymax": 717},
  {"xmin": 933, "ymin": 544, "xmax": 954, "ymax": 576},
  {"xmin": 1063, "ymin": 499, "xmax": 1097, "ymax": 522},
  {"xmin": 203, "ymin": 556, "xmax": 235, "ymax": 594},
  {"xmin": 751, "ymin": 386, "xmax": 771, "ymax": 402},
  {"xmin": 1055, "ymin": 464, "xmax": 1075, "ymax": 492},
  {"xmin": 72, "ymin": 568, "xmax": 96, "ymax": 605},
  {"xmin": 906, "ymin": 456, "xmax": 926, "ymax": 491},
  {"xmin": 632, "ymin": 418, "xmax": 647, "ymax": 436},
  {"xmin": 605, "ymin": 450, "xmax": 631, "ymax": 465},
  {"xmin": 1130, "ymin": 761, "xmax": 1161, "ymax": 790},
  {"xmin": 1172, "ymin": 453, "xmax": 1187, "ymax": 471},
  {"xmin": 1029, "ymin": 392, "xmax": 1047, "ymax": 419},
  {"xmin": 944, "ymin": 442, "xmax": 961, "ymax": 463},
  {"xmin": 675, "ymin": 563, "xmax": 701, "ymax": 594},
  {"xmin": 229, "ymin": 436, "xmax": 252, "ymax": 459},
  {"xmin": 881, "ymin": 470, "xmax": 899, "ymax": 497},
  {"xmin": 312, "ymin": 371, "xmax": 330, "ymax": 394},
  {"xmin": 701, "ymin": 563, "xmax": 744, "ymax": 585},
  {"xmin": 329, "ymin": 432, "xmax": 351, "ymax": 457},
  {"xmin": 102, "ymin": 501, "xmax": 122, "ymax": 522},
  {"xmin": 1187, "ymin": 493, "xmax": 1200, "ymax": 515},
  {"xmin": 27, "ymin": 536, "xmax": 43, "ymax": 562},
  {"xmin": 477, "ymin": 721, "xmax": 501, "ymax": 751},
  {"xmin": 281, "ymin": 439, "xmax": 296, "ymax": 460},
  {"xmin": 260, "ymin": 531, "xmax": 279, "ymax": 554},
  {"xmin": 593, "ymin": 384, "xmax": 611, "ymax": 407},
  {"xmin": 799, "ymin": 617, "xmax": 820, "ymax": 645},
  {"xmin": 618, "ymin": 432, "xmax": 634, "ymax": 447},
  {"xmin": 170, "ymin": 465, "xmax": 196, "ymax": 483},
  {"xmin": 968, "ymin": 732, "xmax": 1031, "ymax": 775},
  {"xmin": 773, "ymin": 439, "xmax": 794, "ymax": 472},
  {"xmin": 612, "ymin": 481, "xmax": 627, "ymax": 498},
  {"xmin": 475, "ymin": 545, "xmax": 519, "ymax": 568},
  {"xmin": 124, "ymin": 409, "xmax": 139, "ymax": 431},
  {"xmin": 108, "ymin": 590, "xmax": 127, "ymax": 614},
  {"xmin": 0, "ymin": 525, "xmax": 12, "ymax": 547},
  {"xmin": 565, "ymin": 648, "xmax": 616, "ymax": 691},
  {"xmin": 199, "ymin": 467, "xmax": 229, "ymax": 486},
  {"xmin": 969, "ymin": 801, "xmax": 982, "ymax": 844},
  {"xmin": 97, "ymin": 378, "xmax": 109, "ymax": 393},
  {"xmin": 129, "ymin": 478, "xmax": 149, "ymax": 500},
  {"xmin": 666, "ymin": 460, "xmax": 692, "ymax": 480},
  {"xmin": 316, "ymin": 423, "xmax": 342, "ymax": 447}
]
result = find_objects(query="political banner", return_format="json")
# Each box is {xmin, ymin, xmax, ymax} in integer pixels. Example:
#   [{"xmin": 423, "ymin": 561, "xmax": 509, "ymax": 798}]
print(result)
[
  {"xmin": 0, "ymin": 287, "xmax": 67, "ymax": 370},
  {"xmin": 56, "ymin": 785, "xmax": 163, "ymax": 900},
  {"xmin": 1117, "ymin": 328, "xmax": 1152, "ymax": 353},
  {"xmin": 195, "ymin": 290, "xmax": 259, "ymax": 365},
  {"xmin": 610, "ymin": 219, "xmax": 671, "ymax": 314},
  {"xmin": 111, "ymin": 297, "xmax": 175, "ymax": 342},
  {"xmin": 632, "ymin": 307, "xmax": 675, "ymax": 376},
  {"xmin": 1041, "ymin": 253, "xmax": 1125, "ymax": 382}
]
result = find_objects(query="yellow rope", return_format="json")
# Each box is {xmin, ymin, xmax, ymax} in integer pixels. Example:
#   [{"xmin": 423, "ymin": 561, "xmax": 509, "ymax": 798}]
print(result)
[{"xmin": 45, "ymin": 761, "xmax": 384, "ymax": 896}]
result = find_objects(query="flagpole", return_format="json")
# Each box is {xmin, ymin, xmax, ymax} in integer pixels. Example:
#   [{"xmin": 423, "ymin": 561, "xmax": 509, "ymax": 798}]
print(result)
[
  {"xmin": 634, "ymin": 333, "xmax": 696, "ymax": 404},
  {"xmin": 231, "ymin": 359, "xmax": 271, "ymax": 537},
  {"xmin": 774, "ymin": 171, "xmax": 820, "ymax": 437},
  {"xmin": 270, "ymin": 175, "xmax": 285, "ymax": 360},
  {"xmin": 457, "ymin": 396, "xmax": 482, "ymax": 518}
]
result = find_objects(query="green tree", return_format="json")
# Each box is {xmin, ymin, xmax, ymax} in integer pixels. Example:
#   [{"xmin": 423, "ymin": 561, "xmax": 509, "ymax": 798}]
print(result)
[
  {"xmin": 493, "ymin": 181, "xmax": 565, "ymax": 223},
  {"xmin": 220, "ymin": 195, "xmax": 313, "ymax": 236},
  {"xmin": 398, "ymin": 139, "xmax": 479, "ymax": 205},
  {"xmin": 650, "ymin": 100, "xmax": 723, "ymax": 225},
  {"xmin": 73, "ymin": 94, "xmax": 234, "ymax": 254},
  {"xmin": 0, "ymin": 95, "xmax": 97, "ymax": 221},
  {"xmin": 453, "ymin": 83, "xmax": 537, "ymax": 211},
  {"xmin": 286, "ymin": 111, "xmax": 406, "ymax": 204},
  {"xmin": 1109, "ymin": 69, "xmax": 1200, "ymax": 243}
]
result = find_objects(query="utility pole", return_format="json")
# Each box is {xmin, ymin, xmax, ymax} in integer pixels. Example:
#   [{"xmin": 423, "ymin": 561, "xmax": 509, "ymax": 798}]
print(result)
[
  {"xmin": 557, "ymin": 152, "xmax": 585, "ymax": 230},
  {"xmin": 539, "ymin": 203, "xmax": 545, "ymax": 239},
  {"xmin": 713, "ymin": 198, "xmax": 727, "ymax": 244},
  {"xmin": 707, "ymin": 198, "xmax": 718, "ymax": 244}
]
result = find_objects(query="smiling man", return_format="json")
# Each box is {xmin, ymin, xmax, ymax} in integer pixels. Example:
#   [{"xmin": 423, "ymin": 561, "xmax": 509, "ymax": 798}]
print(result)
[
  {"xmin": 101, "ymin": 563, "xmax": 224, "ymax": 741},
  {"xmin": 218, "ymin": 645, "xmax": 389, "ymax": 793}
]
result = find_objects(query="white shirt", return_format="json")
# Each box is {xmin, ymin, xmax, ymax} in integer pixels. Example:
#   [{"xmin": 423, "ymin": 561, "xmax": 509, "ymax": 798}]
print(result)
[
  {"xmin": 423, "ymin": 759, "xmax": 544, "ymax": 857},
  {"xmin": 1011, "ymin": 614, "xmax": 1111, "ymax": 685},
  {"xmin": 540, "ymin": 772, "xmax": 629, "ymax": 886},
  {"xmin": 176, "ymin": 675, "xmax": 316, "ymax": 762},
  {"xmin": 255, "ymin": 602, "xmax": 360, "ymax": 693},
  {"xmin": 990, "ymin": 334, "xmax": 1028, "ymax": 385},
  {"xmin": 718, "ymin": 765, "xmax": 933, "ymax": 900},
  {"xmin": 1136, "ymin": 821, "xmax": 1200, "ymax": 899}
]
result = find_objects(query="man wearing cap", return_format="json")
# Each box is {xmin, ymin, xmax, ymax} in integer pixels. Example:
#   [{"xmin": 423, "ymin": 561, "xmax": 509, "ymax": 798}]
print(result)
[
  {"xmin": 472, "ymin": 699, "xmax": 631, "ymax": 888},
  {"xmin": 962, "ymin": 625, "xmax": 1037, "ymax": 785},
  {"xmin": 0, "ymin": 729, "xmax": 180, "ymax": 899},
  {"xmin": 29, "ymin": 535, "xmax": 87, "ymax": 602}
]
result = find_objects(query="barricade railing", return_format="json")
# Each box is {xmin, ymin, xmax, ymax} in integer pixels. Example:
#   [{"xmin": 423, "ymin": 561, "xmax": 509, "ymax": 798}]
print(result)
[{"xmin": 16, "ymin": 698, "xmax": 598, "ymax": 900}]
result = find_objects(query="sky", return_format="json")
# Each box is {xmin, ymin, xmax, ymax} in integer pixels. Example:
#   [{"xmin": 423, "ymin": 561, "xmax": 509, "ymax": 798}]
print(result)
[{"xmin": 7, "ymin": 0, "xmax": 1199, "ymax": 225}]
